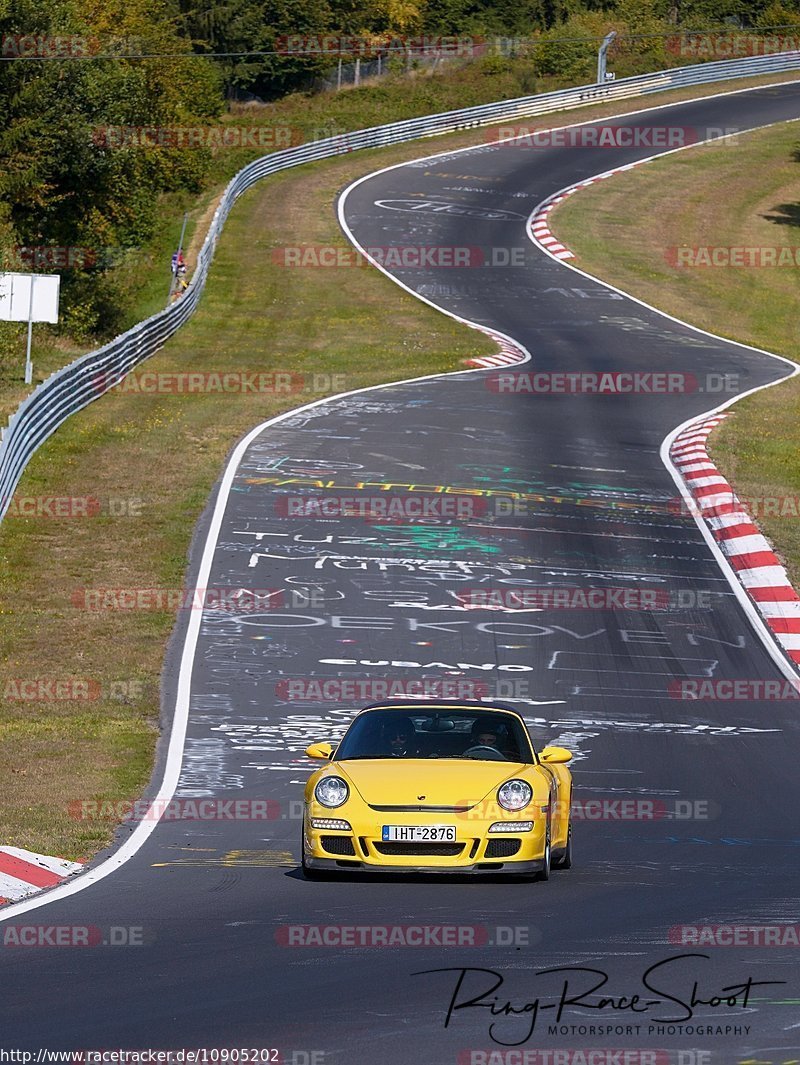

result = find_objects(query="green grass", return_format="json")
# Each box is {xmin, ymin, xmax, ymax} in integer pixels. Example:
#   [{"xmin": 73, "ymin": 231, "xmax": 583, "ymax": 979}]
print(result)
[
  {"xmin": 3, "ymin": 61, "xmax": 800, "ymax": 423},
  {"xmin": 552, "ymin": 118, "xmax": 800, "ymax": 585}
]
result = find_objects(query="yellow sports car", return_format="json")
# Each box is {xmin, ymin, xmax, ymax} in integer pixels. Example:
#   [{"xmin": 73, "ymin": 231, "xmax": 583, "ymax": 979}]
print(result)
[{"xmin": 302, "ymin": 700, "xmax": 573, "ymax": 879}]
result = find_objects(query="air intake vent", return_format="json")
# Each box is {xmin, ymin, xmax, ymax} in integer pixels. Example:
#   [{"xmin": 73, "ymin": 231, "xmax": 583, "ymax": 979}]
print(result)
[
  {"xmin": 369, "ymin": 804, "xmax": 473, "ymax": 813},
  {"xmin": 374, "ymin": 842, "xmax": 464, "ymax": 857},
  {"xmin": 321, "ymin": 835, "xmax": 356, "ymax": 856},
  {"xmin": 485, "ymin": 838, "xmax": 521, "ymax": 858}
]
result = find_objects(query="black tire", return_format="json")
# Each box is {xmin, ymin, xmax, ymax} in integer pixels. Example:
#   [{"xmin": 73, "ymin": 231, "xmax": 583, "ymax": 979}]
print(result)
[{"xmin": 553, "ymin": 823, "xmax": 572, "ymax": 870}]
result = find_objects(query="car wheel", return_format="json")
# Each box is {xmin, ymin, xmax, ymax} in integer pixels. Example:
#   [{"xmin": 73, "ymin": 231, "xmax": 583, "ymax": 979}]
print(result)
[
  {"xmin": 538, "ymin": 822, "xmax": 551, "ymax": 882},
  {"xmin": 553, "ymin": 823, "xmax": 572, "ymax": 870}
]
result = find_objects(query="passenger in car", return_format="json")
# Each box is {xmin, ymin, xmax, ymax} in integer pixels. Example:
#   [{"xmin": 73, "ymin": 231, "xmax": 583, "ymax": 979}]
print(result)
[{"xmin": 380, "ymin": 718, "xmax": 419, "ymax": 757}]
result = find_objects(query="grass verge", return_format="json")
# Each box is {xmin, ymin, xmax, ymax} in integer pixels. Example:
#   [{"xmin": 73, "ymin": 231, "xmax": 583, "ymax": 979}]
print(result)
[
  {"xmin": 551, "ymin": 118, "xmax": 800, "ymax": 587},
  {"xmin": 4, "ymin": 64, "xmax": 800, "ymax": 422},
  {"xmin": 3, "ymin": 70, "xmax": 800, "ymax": 860}
]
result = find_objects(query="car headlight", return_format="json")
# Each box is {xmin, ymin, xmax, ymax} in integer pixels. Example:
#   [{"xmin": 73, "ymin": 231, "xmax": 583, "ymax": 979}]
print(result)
[
  {"xmin": 314, "ymin": 776, "xmax": 349, "ymax": 808},
  {"xmin": 497, "ymin": 779, "xmax": 532, "ymax": 812}
]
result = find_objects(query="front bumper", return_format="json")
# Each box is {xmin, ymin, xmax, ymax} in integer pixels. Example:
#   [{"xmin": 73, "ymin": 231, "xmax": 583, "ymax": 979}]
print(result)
[
  {"xmin": 304, "ymin": 809, "xmax": 547, "ymax": 874},
  {"xmin": 303, "ymin": 855, "xmax": 546, "ymax": 877}
]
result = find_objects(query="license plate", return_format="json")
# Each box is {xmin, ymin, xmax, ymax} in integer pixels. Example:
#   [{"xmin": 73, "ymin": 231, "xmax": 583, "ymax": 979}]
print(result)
[{"xmin": 381, "ymin": 825, "xmax": 457, "ymax": 842}]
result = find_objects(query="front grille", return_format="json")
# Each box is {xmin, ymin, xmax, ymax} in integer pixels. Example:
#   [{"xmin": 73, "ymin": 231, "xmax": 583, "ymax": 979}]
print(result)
[
  {"xmin": 374, "ymin": 842, "xmax": 464, "ymax": 857},
  {"xmin": 485, "ymin": 838, "xmax": 521, "ymax": 858},
  {"xmin": 321, "ymin": 835, "xmax": 356, "ymax": 856},
  {"xmin": 369, "ymin": 804, "xmax": 472, "ymax": 813}
]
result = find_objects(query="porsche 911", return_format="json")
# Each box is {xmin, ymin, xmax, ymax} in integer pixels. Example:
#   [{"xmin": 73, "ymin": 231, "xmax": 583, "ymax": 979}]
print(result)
[{"xmin": 301, "ymin": 700, "xmax": 573, "ymax": 879}]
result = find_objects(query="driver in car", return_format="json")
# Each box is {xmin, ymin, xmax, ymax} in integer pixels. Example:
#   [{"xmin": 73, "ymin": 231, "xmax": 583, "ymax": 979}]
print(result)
[
  {"xmin": 476, "ymin": 725, "xmax": 500, "ymax": 747},
  {"xmin": 467, "ymin": 718, "xmax": 518, "ymax": 759}
]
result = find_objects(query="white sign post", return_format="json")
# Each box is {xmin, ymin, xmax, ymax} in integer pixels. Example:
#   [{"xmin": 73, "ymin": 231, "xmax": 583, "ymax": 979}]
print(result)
[{"xmin": 0, "ymin": 272, "xmax": 61, "ymax": 383}]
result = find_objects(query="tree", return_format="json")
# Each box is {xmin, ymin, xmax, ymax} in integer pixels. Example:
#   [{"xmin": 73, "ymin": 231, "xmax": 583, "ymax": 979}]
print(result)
[
  {"xmin": 0, "ymin": 0, "xmax": 223, "ymax": 334},
  {"xmin": 177, "ymin": 0, "xmax": 337, "ymax": 100}
]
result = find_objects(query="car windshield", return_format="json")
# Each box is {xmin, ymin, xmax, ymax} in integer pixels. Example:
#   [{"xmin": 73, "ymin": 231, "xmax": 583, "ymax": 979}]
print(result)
[{"xmin": 334, "ymin": 708, "xmax": 534, "ymax": 763}]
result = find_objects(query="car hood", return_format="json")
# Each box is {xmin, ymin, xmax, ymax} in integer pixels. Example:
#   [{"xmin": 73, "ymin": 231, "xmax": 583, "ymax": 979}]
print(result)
[{"xmin": 335, "ymin": 758, "xmax": 530, "ymax": 807}]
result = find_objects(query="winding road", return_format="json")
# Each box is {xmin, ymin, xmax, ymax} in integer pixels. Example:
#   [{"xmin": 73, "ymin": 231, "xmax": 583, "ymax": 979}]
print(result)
[{"xmin": 3, "ymin": 80, "xmax": 800, "ymax": 1063}]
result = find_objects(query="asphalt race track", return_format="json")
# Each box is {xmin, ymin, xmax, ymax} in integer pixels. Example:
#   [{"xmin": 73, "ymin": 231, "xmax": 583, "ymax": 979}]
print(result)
[{"xmin": 3, "ymin": 82, "xmax": 800, "ymax": 1063}]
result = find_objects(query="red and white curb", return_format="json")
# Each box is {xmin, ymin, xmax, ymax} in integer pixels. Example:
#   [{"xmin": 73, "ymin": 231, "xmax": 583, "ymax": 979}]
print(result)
[
  {"xmin": 529, "ymin": 161, "xmax": 645, "ymax": 260},
  {"xmin": 0, "ymin": 846, "xmax": 83, "ymax": 905},
  {"xmin": 465, "ymin": 333, "xmax": 528, "ymax": 369},
  {"xmin": 671, "ymin": 413, "xmax": 800, "ymax": 668},
  {"xmin": 529, "ymin": 196, "xmax": 575, "ymax": 260}
]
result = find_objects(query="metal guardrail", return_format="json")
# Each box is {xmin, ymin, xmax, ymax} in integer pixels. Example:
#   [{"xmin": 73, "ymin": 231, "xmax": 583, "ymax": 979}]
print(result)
[{"xmin": 2, "ymin": 49, "xmax": 800, "ymax": 523}]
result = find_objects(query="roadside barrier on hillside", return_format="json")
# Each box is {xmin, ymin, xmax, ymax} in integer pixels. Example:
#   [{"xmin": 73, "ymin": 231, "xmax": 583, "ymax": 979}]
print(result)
[{"xmin": 2, "ymin": 49, "xmax": 800, "ymax": 523}]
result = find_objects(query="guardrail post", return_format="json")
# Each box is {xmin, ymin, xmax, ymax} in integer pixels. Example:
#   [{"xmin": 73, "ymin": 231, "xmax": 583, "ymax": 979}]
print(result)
[{"xmin": 597, "ymin": 31, "xmax": 617, "ymax": 85}]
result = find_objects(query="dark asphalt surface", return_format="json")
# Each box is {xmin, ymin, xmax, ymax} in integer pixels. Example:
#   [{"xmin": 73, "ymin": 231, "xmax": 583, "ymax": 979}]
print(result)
[{"xmin": 3, "ymin": 82, "xmax": 800, "ymax": 1063}]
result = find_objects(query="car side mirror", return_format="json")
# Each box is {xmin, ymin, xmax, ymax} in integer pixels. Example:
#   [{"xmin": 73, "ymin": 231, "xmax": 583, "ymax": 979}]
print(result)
[
  {"xmin": 539, "ymin": 745, "xmax": 573, "ymax": 764},
  {"xmin": 305, "ymin": 742, "xmax": 335, "ymax": 760}
]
